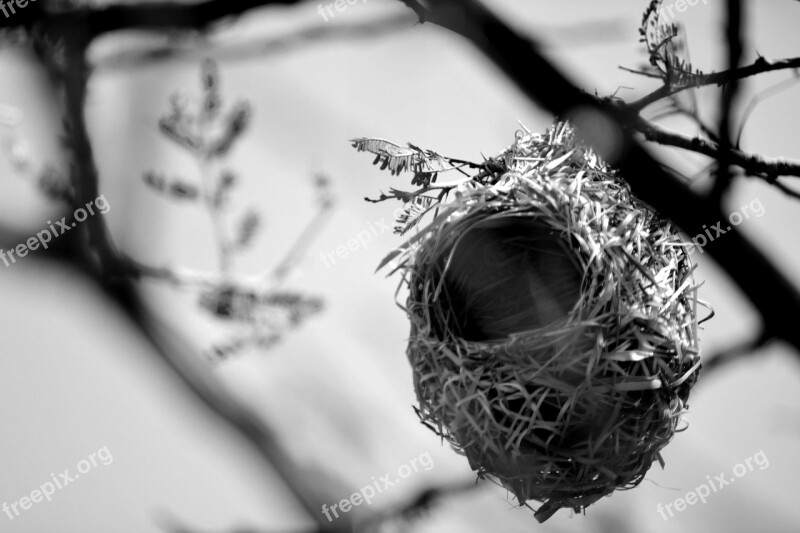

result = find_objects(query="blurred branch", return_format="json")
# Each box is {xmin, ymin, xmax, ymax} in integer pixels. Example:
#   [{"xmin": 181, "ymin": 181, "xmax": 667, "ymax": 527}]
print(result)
[
  {"xmin": 358, "ymin": 481, "xmax": 479, "ymax": 532},
  {"xmin": 158, "ymin": 480, "xmax": 481, "ymax": 533},
  {"xmin": 94, "ymin": 12, "xmax": 417, "ymax": 71},
  {"xmin": 52, "ymin": 17, "xmax": 346, "ymax": 533},
  {"xmin": 766, "ymin": 177, "xmax": 800, "ymax": 201},
  {"xmin": 62, "ymin": 29, "xmax": 126, "ymax": 278},
  {"xmin": 269, "ymin": 192, "xmax": 334, "ymax": 285},
  {"xmin": 138, "ymin": 299, "xmax": 342, "ymax": 533},
  {"xmin": 0, "ymin": 0, "xmax": 305, "ymax": 34},
  {"xmin": 125, "ymin": 259, "xmax": 231, "ymax": 289},
  {"xmin": 702, "ymin": 332, "xmax": 771, "ymax": 374},
  {"xmin": 394, "ymin": 0, "xmax": 800, "ymax": 374},
  {"xmin": 125, "ymin": 183, "xmax": 334, "ymax": 289},
  {"xmin": 735, "ymin": 73, "xmax": 800, "ymax": 147},
  {"xmin": 710, "ymin": 0, "xmax": 743, "ymax": 201}
]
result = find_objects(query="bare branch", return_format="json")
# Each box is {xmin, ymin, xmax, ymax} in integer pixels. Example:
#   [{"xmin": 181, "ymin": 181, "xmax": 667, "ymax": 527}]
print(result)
[
  {"xmin": 628, "ymin": 56, "xmax": 800, "ymax": 111},
  {"xmin": 631, "ymin": 115, "xmax": 800, "ymax": 180}
]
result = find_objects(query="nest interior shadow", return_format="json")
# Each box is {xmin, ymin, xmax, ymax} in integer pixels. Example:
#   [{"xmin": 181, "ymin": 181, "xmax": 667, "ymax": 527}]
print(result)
[{"xmin": 436, "ymin": 217, "xmax": 583, "ymax": 342}]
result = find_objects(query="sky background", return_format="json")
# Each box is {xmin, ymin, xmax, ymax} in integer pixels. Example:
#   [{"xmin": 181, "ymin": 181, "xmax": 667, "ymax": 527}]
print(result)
[{"xmin": 0, "ymin": 0, "xmax": 799, "ymax": 532}]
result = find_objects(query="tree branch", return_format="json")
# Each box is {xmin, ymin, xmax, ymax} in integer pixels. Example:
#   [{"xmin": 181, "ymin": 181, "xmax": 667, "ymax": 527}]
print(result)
[
  {"xmin": 630, "ymin": 115, "xmax": 800, "ymax": 180},
  {"xmin": 61, "ymin": 29, "xmax": 127, "ymax": 279},
  {"xmin": 628, "ymin": 56, "xmax": 800, "ymax": 112}
]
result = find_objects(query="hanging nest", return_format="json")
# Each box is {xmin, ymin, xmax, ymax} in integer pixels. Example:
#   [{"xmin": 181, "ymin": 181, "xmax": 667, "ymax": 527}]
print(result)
[{"xmin": 356, "ymin": 122, "xmax": 703, "ymax": 521}]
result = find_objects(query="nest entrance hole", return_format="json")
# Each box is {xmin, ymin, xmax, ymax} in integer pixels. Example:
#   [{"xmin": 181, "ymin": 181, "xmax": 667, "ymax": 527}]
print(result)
[{"xmin": 437, "ymin": 217, "xmax": 583, "ymax": 342}]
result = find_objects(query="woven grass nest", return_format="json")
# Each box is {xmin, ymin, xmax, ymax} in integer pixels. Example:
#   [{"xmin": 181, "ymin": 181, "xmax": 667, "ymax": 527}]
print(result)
[{"xmin": 379, "ymin": 122, "xmax": 702, "ymax": 521}]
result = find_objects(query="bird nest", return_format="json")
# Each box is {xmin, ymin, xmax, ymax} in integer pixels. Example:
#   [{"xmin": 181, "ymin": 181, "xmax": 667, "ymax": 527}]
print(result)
[{"xmin": 384, "ymin": 122, "xmax": 702, "ymax": 521}]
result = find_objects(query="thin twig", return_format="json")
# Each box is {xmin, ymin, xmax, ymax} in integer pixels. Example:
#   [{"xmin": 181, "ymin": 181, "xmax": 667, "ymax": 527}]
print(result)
[
  {"xmin": 628, "ymin": 56, "xmax": 800, "ymax": 111},
  {"xmin": 269, "ymin": 199, "xmax": 335, "ymax": 284},
  {"xmin": 619, "ymin": 65, "xmax": 664, "ymax": 79},
  {"xmin": 631, "ymin": 115, "xmax": 800, "ymax": 180}
]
